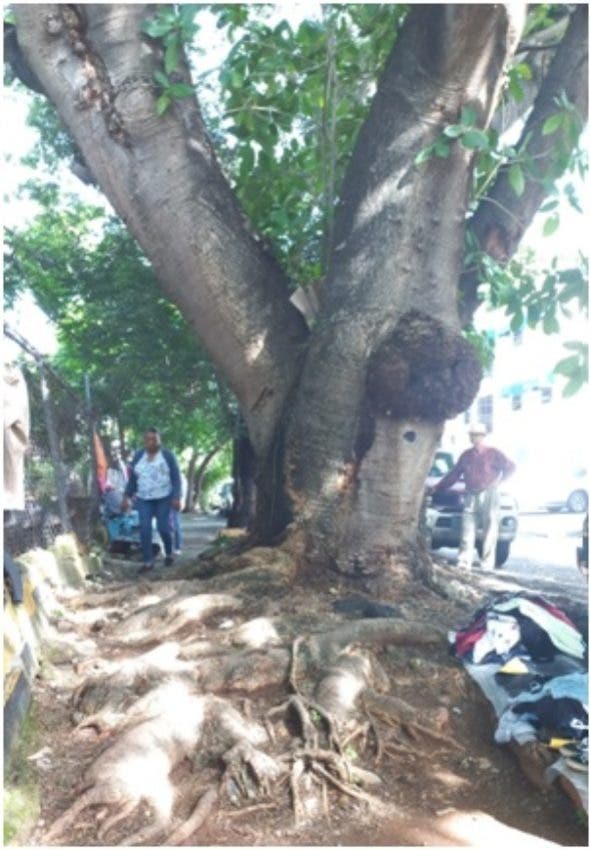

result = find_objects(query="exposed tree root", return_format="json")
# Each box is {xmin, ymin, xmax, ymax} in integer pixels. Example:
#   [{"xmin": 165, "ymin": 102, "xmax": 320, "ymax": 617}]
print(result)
[
  {"xmin": 426, "ymin": 562, "xmax": 482, "ymax": 607},
  {"xmin": 362, "ymin": 690, "xmax": 462, "ymax": 752},
  {"xmin": 165, "ymin": 787, "xmax": 218, "ymax": 845},
  {"xmin": 39, "ymin": 559, "xmax": 466, "ymax": 846},
  {"xmin": 108, "ymin": 592, "xmax": 242, "ymax": 645},
  {"xmin": 307, "ymin": 618, "xmax": 446, "ymax": 664}
]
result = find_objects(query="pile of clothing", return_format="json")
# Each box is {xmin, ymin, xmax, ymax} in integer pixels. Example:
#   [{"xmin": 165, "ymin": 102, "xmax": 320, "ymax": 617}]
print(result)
[{"xmin": 449, "ymin": 593, "xmax": 588, "ymax": 808}]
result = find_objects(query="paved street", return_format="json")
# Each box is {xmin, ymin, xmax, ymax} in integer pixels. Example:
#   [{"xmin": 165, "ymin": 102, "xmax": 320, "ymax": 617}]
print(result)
[{"xmin": 437, "ymin": 511, "xmax": 588, "ymax": 610}]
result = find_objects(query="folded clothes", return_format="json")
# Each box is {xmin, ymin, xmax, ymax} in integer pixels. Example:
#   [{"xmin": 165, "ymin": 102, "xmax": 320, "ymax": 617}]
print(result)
[{"xmin": 451, "ymin": 592, "xmax": 586, "ymax": 664}]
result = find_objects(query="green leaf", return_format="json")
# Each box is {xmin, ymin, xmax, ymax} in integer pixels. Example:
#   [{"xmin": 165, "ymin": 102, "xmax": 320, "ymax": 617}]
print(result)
[
  {"xmin": 155, "ymin": 94, "xmax": 171, "ymax": 116},
  {"xmin": 553, "ymin": 355, "xmax": 579, "ymax": 377},
  {"xmin": 508, "ymin": 163, "xmax": 525, "ymax": 197},
  {"xmin": 540, "ymin": 199, "xmax": 559, "ymax": 213},
  {"xmin": 240, "ymin": 145, "xmax": 255, "ymax": 174},
  {"xmin": 508, "ymin": 77, "xmax": 524, "ymax": 102},
  {"xmin": 543, "ymin": 214, "xmax": 560, "ymax": 237},
  {"xmin": 164, "ymin": 40, "xmax": 182, "ymax": 75},
  {"xmin": 543, "ymin": 314, "xmax": 559, "ymax": 335},
  {"xmin": 142, "ymin": 19, "xmax": 174, "ymax": 38},
  {"xmin": 442, "ymin": 125, "xmax": 464, "ymax": 139},
  {"xmin": 168, "ymin": 83, "xmax": 194, "ymax": 99},
  {"xmin": 153, "ymin": 70, "xmax": 170, "ymax": 89},
  {"xmin": 460, "ymin": 105, "xmax": 477, "ymax": 127},
  {"xmin": 434, "ymin": 139, "xmax": 450, "ymax": 158},
  {"xmin": 179, "ymin": 5, "xmax": 200, "ymax": 25},
  {"xmin": 509, "ymin": 312, "xmax": 523, "ymax": 333},
  {"xmin": 542, "ymin": 113, "xmax": 563, "ymax": 136},
  {"xmin": 562, "ymin": 376, "xmax": 584, "ymax": 398},
  {"xmin": 414, "ymin": 144, "xmax": 434, "ymax": 166},
  {"xmin": 461, "ymin": 129, "xmax": 489, "ymax": 150},
  {"xmin": 515, "ymin": 62, "xmax": 532, "ymax": 80}
]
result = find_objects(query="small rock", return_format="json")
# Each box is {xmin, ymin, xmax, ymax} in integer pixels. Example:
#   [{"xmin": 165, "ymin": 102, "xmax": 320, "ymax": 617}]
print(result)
[
  {"xmin": 452, "ymin": 706, "xmax": 462, "ymax": 715},
  {"xmin": 219, "ymin": 619, "xmax": 235, "ymax": 630}
]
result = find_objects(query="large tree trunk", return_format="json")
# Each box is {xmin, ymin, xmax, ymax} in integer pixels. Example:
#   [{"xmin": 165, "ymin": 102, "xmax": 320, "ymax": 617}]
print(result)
[
  {"xmin": 227, "ymin": 424, "xmax": 257, "ymax": 529},
  {"xmin": 279, "ymin": 5, "xmax": 524, "ymax": 581},
  {"xmin": 12, "ymin": 5, "xmax": 587, "ymax": 586}
]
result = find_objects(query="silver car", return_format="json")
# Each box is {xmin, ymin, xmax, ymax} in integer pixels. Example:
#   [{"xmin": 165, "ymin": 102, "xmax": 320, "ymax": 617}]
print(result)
[{"xmin": 425, "ymin": 450, "xmax": 518, "ymax": 567}]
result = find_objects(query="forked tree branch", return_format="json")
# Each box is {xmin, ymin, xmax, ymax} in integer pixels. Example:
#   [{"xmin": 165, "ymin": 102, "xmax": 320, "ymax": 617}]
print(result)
[{"xmin": 460, "ymin": 5, "xmax": 588, "ymax": 325}]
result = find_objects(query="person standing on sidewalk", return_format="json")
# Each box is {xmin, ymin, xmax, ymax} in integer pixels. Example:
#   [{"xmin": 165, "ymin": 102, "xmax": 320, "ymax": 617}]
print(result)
[
  {"xmin": 121, "ymin": 428, "xmax": 181, "ymax": 575},
  {"xmin": 428, "ymin": 422, "xmax": 515, "ymax": 570}
]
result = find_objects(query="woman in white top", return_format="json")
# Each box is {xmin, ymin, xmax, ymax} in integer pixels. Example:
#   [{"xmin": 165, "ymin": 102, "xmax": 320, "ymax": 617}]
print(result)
[{"xmin": 122, "ymin": 428, "xmax": 181, "ymax": 574}]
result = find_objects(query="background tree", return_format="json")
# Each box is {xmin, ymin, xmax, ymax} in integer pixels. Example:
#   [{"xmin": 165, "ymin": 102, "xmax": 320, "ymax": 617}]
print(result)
[
  {"xmin": 5, "ymin": 195, "xmax": 234, "ymax": 499},
  {"xmin": 7, "ymin": 3, "xmax": 587, "ymax": 589}
]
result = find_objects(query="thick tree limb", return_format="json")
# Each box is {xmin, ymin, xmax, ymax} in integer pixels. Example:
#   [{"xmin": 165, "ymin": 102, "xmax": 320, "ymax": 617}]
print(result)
[
  {"xmin": 460, "ymin": 6, "xmax": 588, "ymax": 324},
  {"xmin": 12, "ymin": 4, "xmax": 307, "ymax": 455}
]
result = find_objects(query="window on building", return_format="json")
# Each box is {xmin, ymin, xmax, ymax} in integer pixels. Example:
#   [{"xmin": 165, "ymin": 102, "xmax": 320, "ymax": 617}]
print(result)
[
  {"xmin": 541, "ymin": 386, "xmax": 552, "ymax": 404},
  {"xmin": 477, "ymin": 395, "xmax": 494, "ymax": 432},
  {"xmin": 512, "ymin": 393, "xmax": 522, "ymax": 411}
]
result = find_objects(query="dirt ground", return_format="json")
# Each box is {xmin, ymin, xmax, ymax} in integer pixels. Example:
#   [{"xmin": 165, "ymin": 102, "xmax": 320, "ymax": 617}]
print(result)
[{"xmin": 11, "ymin": 542, "xmax": 585, "ymax": 849}]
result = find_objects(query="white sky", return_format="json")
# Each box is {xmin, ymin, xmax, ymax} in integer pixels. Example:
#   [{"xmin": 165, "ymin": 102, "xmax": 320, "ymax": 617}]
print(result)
[{"xmin": 2, "ymin": 4, "xmax": 588, "ymax": 360}]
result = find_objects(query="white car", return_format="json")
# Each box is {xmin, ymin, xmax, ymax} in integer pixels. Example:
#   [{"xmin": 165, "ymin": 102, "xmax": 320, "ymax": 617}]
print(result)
[{"xmin": 513, "ymin": 467, "xmax": 588, "ymax": 514}]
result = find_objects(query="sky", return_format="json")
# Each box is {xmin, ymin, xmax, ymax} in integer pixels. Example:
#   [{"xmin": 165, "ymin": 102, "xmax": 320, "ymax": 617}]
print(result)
[{"xmin": 3, "ymin": 4, "xmax": 588, "ymax": 362}]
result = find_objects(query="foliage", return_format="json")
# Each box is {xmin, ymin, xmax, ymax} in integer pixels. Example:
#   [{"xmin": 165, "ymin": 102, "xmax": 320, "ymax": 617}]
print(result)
[
  {"xmin": 22, "ymin": 97, "xmax": 78, "ymax": 172},
  {"xmin": 5, "ymin": 194, "xmax": 234, "ymax": 459},
  {"xmin": 470, "ymin": 246, "xmax": 588, "ymax": 395},
  {"xmin": 553, "ymin": 342, "xmax": 588, "ymax": 398},
  {"xmin": 202, "ymin": 3, "xmax": 407, "ymax": 284},
  {"xmin": 199, "ymin": 443, "xmax": 233, "ymax": 510},
  {"xmin": 4, "ymin": 2, "xmax": 587, "ymax": 404}
]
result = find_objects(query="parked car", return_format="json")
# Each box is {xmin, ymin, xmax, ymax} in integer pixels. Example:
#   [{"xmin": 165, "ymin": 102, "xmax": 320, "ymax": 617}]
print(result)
[
  {"xmin": 513, "ymin": 466, "xmax": 588, "ymax": 514},
  {"xmin": 209, "ymin": 480, "xmax": 233, "ymax": 517},
  {"xmin": 425, "ymin": 450, "xmax": 518, "ymax": 567}
]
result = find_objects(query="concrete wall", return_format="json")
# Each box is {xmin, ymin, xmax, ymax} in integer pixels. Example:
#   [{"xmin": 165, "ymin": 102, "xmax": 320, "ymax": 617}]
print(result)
[{"xmin": 3, "ymin": 534, "xmax": 95, "ymax": 759}]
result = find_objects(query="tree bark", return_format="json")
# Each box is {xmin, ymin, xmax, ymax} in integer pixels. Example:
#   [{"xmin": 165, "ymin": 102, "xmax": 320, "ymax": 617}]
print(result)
[
  {"xmin": 280, "ymin": 5, "xmax": 525, "ymax": 577},
  {"xmin": 227, "ymin": 425, "xmax": 257, "ymax": 529},
  {"xmin": 13, "ymin": 4, "xmax": 308, "ymax": 457}
]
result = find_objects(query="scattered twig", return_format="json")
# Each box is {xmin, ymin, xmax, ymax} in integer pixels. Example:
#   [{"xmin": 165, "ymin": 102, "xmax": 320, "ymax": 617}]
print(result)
[
  {"xmin": 289, "ymin": 635, "xmax": 306, "ymax": 693},
  {"xmin": 311, "ymin": 763, "xmax": 379, "ymax": 807},
  {"xmin": 321, "ymin": 778, "xmax": 331, "ymax": 824},
  {"xmin": 366, "ymin": 713, "xmax": 384, "ymax": 765},
  {"xmin": 224, "ymin": 801, "xmax": 277, "ymax": 818},
  {"xmin": 290, "ymin": 759, "xmax": 304, "ymax": 827},
  {"xmin": 288, "ymin": 695, "xmax": 319, "ymax": 749}
]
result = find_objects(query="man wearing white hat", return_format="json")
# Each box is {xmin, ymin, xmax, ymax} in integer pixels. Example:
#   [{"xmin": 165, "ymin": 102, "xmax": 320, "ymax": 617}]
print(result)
[{"xmin": 430, "ymin": 422, "xmax": 515, "ymax": 570}]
